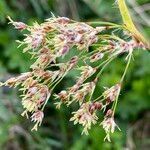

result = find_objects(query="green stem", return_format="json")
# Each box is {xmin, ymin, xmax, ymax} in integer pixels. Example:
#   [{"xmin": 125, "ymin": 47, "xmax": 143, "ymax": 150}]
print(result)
[
  {"xmin": 41, "ymin": 68, "xmax": 70, "ymax": 111},
  {"xmin": 89, "ymin": 83, "xmax": 96, "ymax": 101},
  {"xmin": 41, "ymin": 92, "xmax": 51, "ymax": 111},
  {"xmin": 112, "ymin": 86, "xmax": 121, "ymax": 117},
  {"xmin": 93, "ymin": 96, "xmax": 105, "ymax": 102},
  {"xmin": 51, "ymin": 71, "xmax": 69, "ymax": 91},
  {"xmin": 112, "ymin": 53, "xmax": 132, "ymax": 116},
  {"xmin": 86, "ymin": 21, "xmax": 121, "ymax": 27},
  {"xmin": 96, "ymin": 56, "xmax": 115, "ymax": 78},
  {"xmin": 88, "ymin": 56, "xmax": 116, "ymax": 102},
  {"xmin": 98, "ymin": 34, "xmax": 125, "ymax": 42},
  {"xmin": 78, "ymin": 49, "xmax": 100, "ymax": 61},
  {"xmin": 120, "ymin": 53, "xmax": 132, "ymax": 83}
]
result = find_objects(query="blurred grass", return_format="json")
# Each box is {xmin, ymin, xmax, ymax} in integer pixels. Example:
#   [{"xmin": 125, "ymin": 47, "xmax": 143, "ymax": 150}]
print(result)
[{"xmin": 0, "ymin": 0, "xmax": 150, "ymax": 149}]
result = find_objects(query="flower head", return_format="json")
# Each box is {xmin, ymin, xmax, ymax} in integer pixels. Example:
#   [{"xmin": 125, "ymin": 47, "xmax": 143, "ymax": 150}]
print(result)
[
  {"xmin": 3, "ymin": 14, "xmax": 147, "ymax": 136},
  {"xmin": 78, "ymin": 66, "xmax": 96, "ymax": 82},
  {"xmin": 100, "ymin": 117, "xmax": 121, "ymax": 142},
  {"xmin": 70, "ymin": 102, "xmax": 98, "ymax": 135},
  {"xmin": 54, "ymin": 90, "xmax": 69, "ymax": 109},
  {"xmin": 103, "ymin": 83, "xmax": 121, "ymax": 104},
  {"xmin": 8, "ymin": 16, "xmax": 27, "ymax": 30},
  {"xmin": 90, "ymin": 52, "xmax": 104, "ymax": 62},
  {"xmin": 31, "ymin": 110, "xmax": 44, "ymax": 131},
  {"xmin": 23, "ymin": 29, "xmax": 45, "ymax": 51}
]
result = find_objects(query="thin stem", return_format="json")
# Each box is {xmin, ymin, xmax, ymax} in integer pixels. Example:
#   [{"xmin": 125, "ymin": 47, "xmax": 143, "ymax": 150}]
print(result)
[
  {"xmin": 51, "ymin": 71, "xmax": 69, "ymax": 91},
  {"xmin": 98, "ymin": 34, "xmax": 125, "ymax": 42},
  {"xmin": 86, "ymin": 21, "xmax": 121, "ymax": 27},
  {"xmin": 120, "ymin": 53, "xmax": 132, "ymax": 83},
  {"xmin": 41, "ymin": 92, "xmax": 51, "ymax": 111},
  {"xmin": 41, "ymin": 70, "xmax": 69, "ymax": 111},
  {"xmin": 96, "ymin": 56, "xmax": 115, "ymax": 78},
  {"xmin": 112, "ymin": 52, "xmax": 132, "ymax": 116},
  {"xmin": 88, "ymin": 56, "xmax": 116, "ymax": 102},
  {"xmin": 78, "ymin": 49, "xmax": 99, "ymax": 61},
  {"xmin": 112, "ymin": 86, "xmax": 121, "ymax": 117},
  {"xmin": 89, "ymin": 83, "xmax": 96, "ymax": 101},
  {"xmin": 41, "ymin": 67, "xmax": 70, "ymax": 111},
  {"xmin": 93, "ymin": 95, "xmax": 104, "ymax": 102}
]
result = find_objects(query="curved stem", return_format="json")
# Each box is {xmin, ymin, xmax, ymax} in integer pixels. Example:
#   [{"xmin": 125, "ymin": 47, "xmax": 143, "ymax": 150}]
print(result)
[
  {"xmin": 86, "ymin": 21, "xmax": 121, "ymax": 27},
  {"xmin": 112, "ymin": 86, "xmax": 121, "ymax": 117},
  {"xmin": 88, "ymin": 56, "xmax": 116, "ymax": 102},
  {"xmin": 96, "ymin": 56, "xmax": 116, "ymax": 78},
  {"xmin": 41, "ymin": 92, "xmax": 51, "ymax": 111},
  {"xmin": 120, "ymin": 53, "xmax": 132, "ymax": 83},
  {"xmin": 41, "ymin": 68, "xmax": 70, "ymax": 111},
  {"xmin": 98, "ymin": 34, "xmax": 125, "ymax": 43},
  {"xmin": 93, "ymin": 95, "xmax": 104, "ymax": 102},
  {"xmin": 89, "ymin": 82, "xmax": 96, "ymax": 101},
  {"xmin": 112, "ymin": 52, "xmax": 132, "ymax": 116}
]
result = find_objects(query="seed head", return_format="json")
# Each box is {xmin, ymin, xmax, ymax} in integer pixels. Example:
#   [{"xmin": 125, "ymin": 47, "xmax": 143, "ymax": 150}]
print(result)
[
  {"xmin": 70, "ymin": 102, "xmax": 98, "ymax": 135},
  {"xmin": 100, "ymin": 117, "xmax": 120, "ymax": 142},
  {"xmin": 8, "ymin": 16, "xmax": 27, "ymax": 30}
]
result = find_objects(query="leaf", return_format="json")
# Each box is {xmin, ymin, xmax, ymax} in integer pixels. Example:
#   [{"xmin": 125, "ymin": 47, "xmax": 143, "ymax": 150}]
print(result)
[{"xmin": 117, "ymin": 0, "xmax": 149, "ymax": 48}]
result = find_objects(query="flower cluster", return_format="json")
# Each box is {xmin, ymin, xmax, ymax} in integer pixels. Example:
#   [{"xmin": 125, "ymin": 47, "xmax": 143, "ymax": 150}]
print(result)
[
  {"xmin": 0, "ymin": 15, "xmax": 147, "ymax": 141},
  {"xmin": 70, "ymin": 102, "xmax": 102, "ymax": 135},
  {"xmin": 101, "ymin": 115, "xmax": 120, "ymax": 142},
  {"xmin": 3, "ymin": 71, "xmax": 50, "ymax": 130},
  {"xmin": 103, "ymin": 84, "xmax": 121, "ymax": 107}
]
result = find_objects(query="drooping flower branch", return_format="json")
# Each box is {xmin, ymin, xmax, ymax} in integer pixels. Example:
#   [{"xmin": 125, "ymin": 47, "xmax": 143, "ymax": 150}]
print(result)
[{"xmin": 0, "ymin": 3, "xmax": 148, "ymax": 141}]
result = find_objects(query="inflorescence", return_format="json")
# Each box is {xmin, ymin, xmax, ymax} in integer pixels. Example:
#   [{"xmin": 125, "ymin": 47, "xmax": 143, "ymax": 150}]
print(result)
[{"xmin": 0, "ymin": 15, "xmax": 147, "ymax": 142}]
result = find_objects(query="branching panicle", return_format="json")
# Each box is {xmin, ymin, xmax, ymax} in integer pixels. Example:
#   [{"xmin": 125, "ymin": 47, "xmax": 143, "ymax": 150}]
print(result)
[{"xmin": 0, "ymin": 12, "xmax": 148, "ymax": 142}]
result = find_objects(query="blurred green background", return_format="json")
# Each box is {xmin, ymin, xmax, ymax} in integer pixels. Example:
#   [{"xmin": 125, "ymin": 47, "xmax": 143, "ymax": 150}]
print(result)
[{"xmin": 0, "ymin": 0, "xmax": 150, "ymax": 149}]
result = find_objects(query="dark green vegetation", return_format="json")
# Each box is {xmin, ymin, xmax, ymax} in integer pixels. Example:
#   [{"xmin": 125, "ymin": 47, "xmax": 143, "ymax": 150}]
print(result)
[{"xmin": 0, "ymin": 0, "xmax": 149, "ymax": 149}]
